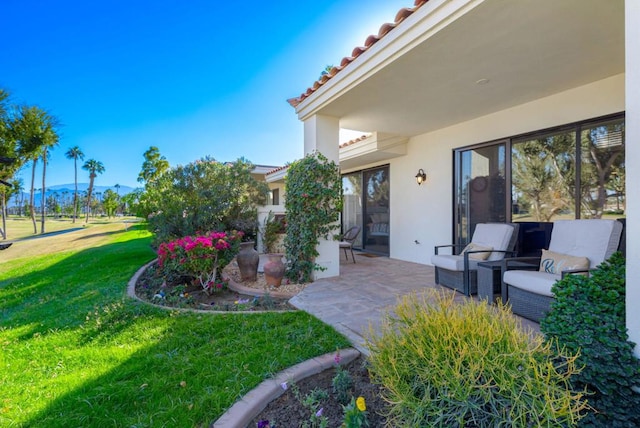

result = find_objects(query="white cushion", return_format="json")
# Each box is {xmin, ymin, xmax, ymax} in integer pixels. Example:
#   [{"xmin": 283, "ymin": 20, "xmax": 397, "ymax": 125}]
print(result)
[
  {"xmin": 430, "ymin": 254, "xmax": 482, "ymax": 272},
  {"xmin": 549, "ymin": 219, "xmax": 622, "ymax": 268},
  {"xmin": 471, "ymin": 223, "xmax": 515, "ymax": 261},
  {"xmin": 503, "ymin": 270, "xmax": 560, "ymax": 297}
]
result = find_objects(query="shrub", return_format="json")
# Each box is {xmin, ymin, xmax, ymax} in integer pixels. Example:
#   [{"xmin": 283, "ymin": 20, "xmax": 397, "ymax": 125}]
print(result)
[
  {"xmin": 143, "ymin": 157, "xmax": 269, "ymax": 245},
  {"xmin": 261, "ymin": 211, "xmax": 284, "ymax": 254},
  {"xmin": 157, "ymin": 230, "xmax": 243, "ymax": 293},
  {"xmin": 366, "ymin": 290, "xmax": 586, "ymax": 427},
  {"xmin": 284, "ymin": 152, "xmax": 342, "ymax": 283},
  {"xmin": 541, "ymin": 252, "xmax": 640, "ymax": 426}
]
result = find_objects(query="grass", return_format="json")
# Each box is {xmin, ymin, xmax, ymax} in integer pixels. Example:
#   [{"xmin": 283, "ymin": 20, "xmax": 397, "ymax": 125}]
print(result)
[
  {"xmin": 0, "ymin": 222, "xmax": 350, "ymax": 427},
  {"xmin": 1, "ymin": 215, "xmax": 139, "ymax": 242}
]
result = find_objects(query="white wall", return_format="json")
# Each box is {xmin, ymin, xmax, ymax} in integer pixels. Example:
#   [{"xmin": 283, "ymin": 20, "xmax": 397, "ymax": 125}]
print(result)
[
  {"xmin": 625, "ymin": 0, "xmax": 640, "ymax": 356},
  {"xmin": 386, "ymin": 74, "xmax": 625, "ymax": 264}
]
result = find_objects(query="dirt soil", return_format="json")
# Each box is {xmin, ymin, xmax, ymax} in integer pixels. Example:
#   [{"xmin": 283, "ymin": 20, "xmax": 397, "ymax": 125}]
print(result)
[
  {"xmin": 250, "ymin": 357, "xmax": 391, "ymax": 428},
  {"xmin": 135, "ymin": 261, "xmax": 295, "ymax": 311}
]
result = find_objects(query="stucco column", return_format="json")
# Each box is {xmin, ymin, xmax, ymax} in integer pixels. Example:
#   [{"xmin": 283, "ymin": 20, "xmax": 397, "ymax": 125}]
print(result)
[
  {"xmin": 303, "ymin": 114, "xmax": 340, "ymax": 279},
  {"xmin": 626, "ymin": 0, "xmax": 640, "ymax": 356}
]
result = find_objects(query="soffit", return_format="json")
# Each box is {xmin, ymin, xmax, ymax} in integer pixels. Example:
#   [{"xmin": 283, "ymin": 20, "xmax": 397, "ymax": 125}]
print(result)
[{"xmin": 293, "ymin": 0, "xmax": 624, "ymax": 137}]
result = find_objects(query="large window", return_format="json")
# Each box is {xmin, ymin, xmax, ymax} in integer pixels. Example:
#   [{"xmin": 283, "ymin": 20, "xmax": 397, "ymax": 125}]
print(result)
[{"xmin": 453, "ymin": 114, "xmax": 625, "ymax": 245}]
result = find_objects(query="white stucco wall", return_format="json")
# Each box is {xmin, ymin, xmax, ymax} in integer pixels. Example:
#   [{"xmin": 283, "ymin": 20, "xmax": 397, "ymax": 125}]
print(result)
[
  {"xmin": 625, "ymin": 0, "xmax": 639, "ymax": 356},
  {"xmin": 386, "ymin": 73, "xmax": 625, "ymax": 264}
]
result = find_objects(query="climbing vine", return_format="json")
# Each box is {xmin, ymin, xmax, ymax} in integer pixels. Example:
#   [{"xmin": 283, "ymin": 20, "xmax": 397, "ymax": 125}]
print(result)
[{"xmin": 284, "ymin": 152, "xmax": 342, "ymax": 283}]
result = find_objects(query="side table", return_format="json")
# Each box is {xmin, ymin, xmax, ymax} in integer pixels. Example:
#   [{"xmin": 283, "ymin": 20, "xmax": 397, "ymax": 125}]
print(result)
[{"xmin": 477, "ymin": 260, "xmax": 503, "ymax": 303}]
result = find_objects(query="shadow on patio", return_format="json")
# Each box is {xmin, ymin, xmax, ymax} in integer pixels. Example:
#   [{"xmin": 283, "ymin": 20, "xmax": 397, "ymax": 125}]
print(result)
[{"xmin": 289, "ymin": 253, "xmax": 540, "ymax": 354}]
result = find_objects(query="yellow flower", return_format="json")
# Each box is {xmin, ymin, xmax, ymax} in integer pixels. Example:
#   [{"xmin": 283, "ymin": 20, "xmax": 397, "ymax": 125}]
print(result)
[{"xmin": 356, "ymin": 396, "xmax": 366, "ymax": 412}]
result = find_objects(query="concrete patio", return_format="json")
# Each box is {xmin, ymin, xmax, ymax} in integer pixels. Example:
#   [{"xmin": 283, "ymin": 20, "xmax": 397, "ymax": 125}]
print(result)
[{"xmin": 289, "ymin": 252, "xmax": 541, "ymax": 354}]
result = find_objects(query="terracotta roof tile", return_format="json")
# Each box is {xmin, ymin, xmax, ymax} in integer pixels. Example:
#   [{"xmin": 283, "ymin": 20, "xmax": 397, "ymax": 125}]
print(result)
[
  {"xmin": 287, "ymin": 0, "xmax": 429, "ymax": 108},
  {"xmin": 265, "ymin": 165, "xmax": 289, "ymax": 176},
  {"xmin": 339, "ymin": 134, "xmax": 371, "ymax": 149}
]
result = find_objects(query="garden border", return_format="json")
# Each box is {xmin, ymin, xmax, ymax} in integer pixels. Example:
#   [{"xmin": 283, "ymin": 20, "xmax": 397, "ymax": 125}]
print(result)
[
  {"xmin": 212, "ymin": 348, "xmax": 360, "ymax": 428},
  {"xmin": 126, "ymin": 260, "xmax": 298, "ymax": 314}
]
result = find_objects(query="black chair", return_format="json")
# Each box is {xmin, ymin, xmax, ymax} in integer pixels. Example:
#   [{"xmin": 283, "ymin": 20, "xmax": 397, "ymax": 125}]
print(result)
[{"xmin": 339, "ymin": 226, "xmax": 361, "ymax": 263}]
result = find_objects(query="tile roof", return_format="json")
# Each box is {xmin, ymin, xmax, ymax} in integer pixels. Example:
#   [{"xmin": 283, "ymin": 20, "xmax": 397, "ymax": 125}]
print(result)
[
  {"xmin": 287, "ymin": 0, "xmax": 430, "ymax": 108},
  {"xmin": 339, "ymin": 134, "xmax": 371, "ymax": 149},
  {"xmin": 265, "ymin": 165, "xmax": 289, "ymax": 176}
]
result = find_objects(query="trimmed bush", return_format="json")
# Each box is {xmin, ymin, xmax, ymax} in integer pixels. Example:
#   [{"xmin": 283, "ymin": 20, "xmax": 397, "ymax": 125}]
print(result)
[
  {"xmin": 367, "ymin": 290, "xmax": 586, "ymax": 427},
  {"xmin": 541, "ymin": 252, "xmax": 640, "ymax": 426}
]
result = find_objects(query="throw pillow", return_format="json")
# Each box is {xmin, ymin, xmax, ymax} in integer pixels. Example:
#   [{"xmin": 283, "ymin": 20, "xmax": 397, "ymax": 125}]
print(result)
[
  {"xmin": 539, "ymin": 249, "xmax": 590, "ymax": 274},
  {"xmin": 461, "ymin": 243, "xmax": 493, "ymax": 260}
]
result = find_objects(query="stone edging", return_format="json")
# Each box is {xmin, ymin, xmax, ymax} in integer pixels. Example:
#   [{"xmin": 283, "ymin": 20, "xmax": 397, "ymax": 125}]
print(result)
[
  {"xmin": 212, "ymin": 348, "xmax": 360, "ymax": 428},
  {"xmin": 126, "ymin": 260, "xmax": 296, "ymax": 315}
]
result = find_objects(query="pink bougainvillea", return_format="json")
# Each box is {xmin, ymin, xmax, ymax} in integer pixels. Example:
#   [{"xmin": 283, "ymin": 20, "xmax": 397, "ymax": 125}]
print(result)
[{"xmin": 157, "ymin": 230, "xmax": 243, "ymax": 293}]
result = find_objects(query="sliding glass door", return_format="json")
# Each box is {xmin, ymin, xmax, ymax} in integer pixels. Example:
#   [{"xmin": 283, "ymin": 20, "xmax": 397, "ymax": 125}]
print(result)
[
  {"xmin": 454, "ymin": 144, "xmax": 506, "ymax": 246},
  {"xmin": 341, "ymin": 165, "xmax": 390, "ymax": 255}
]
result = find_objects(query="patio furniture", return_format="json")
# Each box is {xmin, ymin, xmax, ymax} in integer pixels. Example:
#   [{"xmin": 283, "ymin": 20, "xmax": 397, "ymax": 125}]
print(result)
[
  {"xmin": 339, "ymin": 225, "xmax": 361, "ymax": 263},
  {"xmin": 431, "ymin": 223, "xmax": 518, "ymax": 296},
  {"xmin": 502, "ymin": 219, "xmax": 623, "ymax": 322},
  {"xmin": 478, "ymin": 259, "xmax": 538, "ymax": 304}
]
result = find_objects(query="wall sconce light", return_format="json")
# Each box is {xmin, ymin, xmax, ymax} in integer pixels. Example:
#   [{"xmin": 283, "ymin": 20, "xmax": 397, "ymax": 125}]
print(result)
[{"xmin": 415, "ymin": 169, "xmax": 427, "ymax": 185}]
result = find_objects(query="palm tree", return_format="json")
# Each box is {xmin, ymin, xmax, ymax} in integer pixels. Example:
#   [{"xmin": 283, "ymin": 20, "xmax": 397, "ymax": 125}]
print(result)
[
  {"xmin": 39, "ymin": 124, "xmax": 59, "ymax": 234},
  {"xmin": 12, "ymin": 179, "xmax": 24, "ymax": 216},
  {"xmin": 65, "ymin": 146, "xmax": 84, "ymax": 223},
  {"xmin": 11, "ymin": 106, "xmax": 58, "ymax": 234},
  {"xmin": 82, "ymin": 159, "xmax": 105, "ymax": 224}
]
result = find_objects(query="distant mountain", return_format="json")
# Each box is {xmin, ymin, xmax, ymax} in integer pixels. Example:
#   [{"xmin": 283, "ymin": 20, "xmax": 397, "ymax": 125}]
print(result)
[
  {"xmin": 46, "ymin": 183, "xmax": 137, "ymax": 194},
  {"xmin": 8, "ymin": 183, "xmax": 139, "ymax": 207}
]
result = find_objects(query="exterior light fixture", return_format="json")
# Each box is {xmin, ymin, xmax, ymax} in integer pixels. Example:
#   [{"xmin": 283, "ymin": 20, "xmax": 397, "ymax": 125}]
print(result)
[{"xmin": 415, "ymin": 169, "xmax": 427, "ymax": 185}]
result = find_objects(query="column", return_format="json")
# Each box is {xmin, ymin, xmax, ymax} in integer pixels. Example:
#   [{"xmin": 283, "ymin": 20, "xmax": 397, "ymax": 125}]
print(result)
[
  {"xmin": 626, "ymin": 0, "xmax": 640, "ymax": 356},
  {"xmin": 303, "ymin": 114, "xmax": 340, "ymax": 279}
]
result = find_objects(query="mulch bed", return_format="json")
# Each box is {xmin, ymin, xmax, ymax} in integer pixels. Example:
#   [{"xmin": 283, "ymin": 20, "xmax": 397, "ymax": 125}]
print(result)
[
  {"xmin": 134, "ymin": 261, "xmax": 295, "ymax": 311},
  {"xmin": 250, "ymin": 356, "xmax": 390, "ymax": 428}
]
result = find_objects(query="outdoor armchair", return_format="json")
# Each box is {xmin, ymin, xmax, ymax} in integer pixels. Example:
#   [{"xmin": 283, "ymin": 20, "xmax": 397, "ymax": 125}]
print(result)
[
  {"xmin": 502, "ymin": 219, "xmax": 623, "ymax": 322},
  {"xmin": 431, "ymin": 223, "xmax": 518, "ymax": 296}
]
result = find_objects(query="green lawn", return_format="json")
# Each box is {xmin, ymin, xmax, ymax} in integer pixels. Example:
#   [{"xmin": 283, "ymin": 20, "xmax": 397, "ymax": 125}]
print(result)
[{"xmin": 0, "ymin": 223, "xmax": 349, "ymax": 427}]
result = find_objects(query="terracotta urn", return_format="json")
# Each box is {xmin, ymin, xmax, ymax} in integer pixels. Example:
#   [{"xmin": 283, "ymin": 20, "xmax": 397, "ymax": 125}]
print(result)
[
  {"xmin": 264, "ymin": 254, "xmax": 285, "ymax": 287},
  {"xmin": 236, "ymin": 241, "xmax": 259, "ymax": 282}
]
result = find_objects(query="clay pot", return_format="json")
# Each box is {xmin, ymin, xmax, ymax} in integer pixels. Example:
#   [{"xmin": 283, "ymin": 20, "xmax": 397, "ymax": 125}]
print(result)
[
  {"xmin": 236, "ymin": 241, "xmax": 259, "ymax": 282},
  {"xmin": 264, "ymin": 254, "xmax": 286, "ymax": 287}
]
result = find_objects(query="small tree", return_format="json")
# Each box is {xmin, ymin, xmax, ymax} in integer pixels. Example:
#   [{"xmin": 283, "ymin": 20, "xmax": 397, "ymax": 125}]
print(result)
[
  {"xmin": 284, "ymin": 152, "xmax": 342, "ymax": 283},
  {"xmin": 101, "ymin": 189, "xmax": 119, "ymax": 218}
]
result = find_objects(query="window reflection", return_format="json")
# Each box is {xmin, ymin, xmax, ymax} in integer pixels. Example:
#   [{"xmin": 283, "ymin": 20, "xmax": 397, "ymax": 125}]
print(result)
[
  {"xmin": 580, "ymin": 120, "xmax": 625, "ymax": 218},
  {"xmin": 512, "ymin": 130, "xmax": 576, "ymax": 222}
]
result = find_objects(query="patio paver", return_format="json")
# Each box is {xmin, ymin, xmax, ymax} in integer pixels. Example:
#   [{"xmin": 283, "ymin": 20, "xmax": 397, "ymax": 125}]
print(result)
[{"xmin": 290, "ymin": 253, "xmax": 540, "ymax": 354}]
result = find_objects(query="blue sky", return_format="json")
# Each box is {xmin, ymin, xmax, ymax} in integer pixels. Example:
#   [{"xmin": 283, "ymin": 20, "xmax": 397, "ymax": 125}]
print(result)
[{"xmin": 2, "ymin": 0, "xmax": 410, "ymax": 189}]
